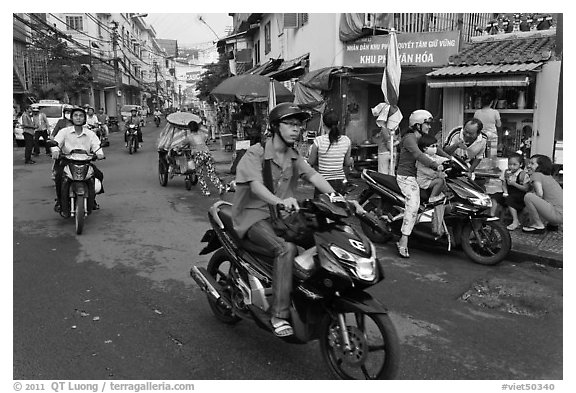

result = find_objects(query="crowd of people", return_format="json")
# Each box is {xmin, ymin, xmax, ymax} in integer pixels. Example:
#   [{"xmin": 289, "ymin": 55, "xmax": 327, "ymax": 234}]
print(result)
[{"xmin": 14, "ymin": 100, "xmax": 562, "ymax": 340}]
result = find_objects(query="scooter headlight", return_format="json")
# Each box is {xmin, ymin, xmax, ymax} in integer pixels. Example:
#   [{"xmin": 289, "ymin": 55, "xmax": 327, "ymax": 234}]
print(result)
[
  {"xmin": 468, "ymin": 196, "xmax": 492, "ymax": 207},
  {"xmin": 329, "ymin": 245, "xmax": 377, "ymax": 282}
]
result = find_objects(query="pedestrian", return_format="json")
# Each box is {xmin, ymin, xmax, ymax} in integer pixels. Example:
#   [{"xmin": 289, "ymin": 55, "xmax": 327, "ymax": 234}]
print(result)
[
  {"xmin": 395, "ymin": 109, "xmax": 451, "ymax": 258},
  {"xmin": 21, "ymin": 106, "xmax": 36, "ymax": 164},
  {"xmin": 489, "ymin": 153, "xmax": 529, "ymax": 230},
  {"xmin": 474, "ymin": 92, "xmax": 501, "ymax": 158},
  {"xmin": 231, "ymin": 102, "xmax": 335, "ymax": 337},
  {"xmin": 443, "ymin": 118, "xmax": 487, "ymax": 174},
  {"xmin": 308, "ymin": 110, "xmax": 352, "ymax": 196},
  {"xmin": 186, "ymin": 119, "xmax": 226, "ymax": 196},
  {"xmin": 522, "ymin": 154, "xmax": 563, "ymax": 234},
  {"xmin": 97, "ymin": 108, "xmax": 109, "ymax": 139},
  {"xmin": 372, "ymin": 126, "xmax": 394, "ymax": 175},
  {"xmin": 32, "ymin": 106, "xmax": 50, "ymax": 156}
]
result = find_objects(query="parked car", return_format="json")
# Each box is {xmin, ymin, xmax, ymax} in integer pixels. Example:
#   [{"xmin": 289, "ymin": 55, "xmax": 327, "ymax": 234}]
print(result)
[
  {"xmin": 13, "ymin": 100, "xmax": 65, "ymax": 147},
  {"xmin": 120, "ymin": 104, "xmax": 145, "ymax": 127}
]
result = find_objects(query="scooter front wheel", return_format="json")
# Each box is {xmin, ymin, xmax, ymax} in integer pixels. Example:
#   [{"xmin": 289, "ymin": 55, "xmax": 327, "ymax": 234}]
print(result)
[
  {"xmin": 461, "ymin": 220, "xmax": 511, "ymax": 265},
  {"xmin": 75, "ymin": 195, "xmax": 85, "ymax": 235},
  {"xmin": 319, "ymin": 312, "xmax": 400, "ymax": 380}
]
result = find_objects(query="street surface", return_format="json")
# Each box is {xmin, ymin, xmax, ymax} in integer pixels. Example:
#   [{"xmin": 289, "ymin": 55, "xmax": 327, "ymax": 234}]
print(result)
[{"xmin": 12, "ymin": 121, "xmax": 562, "ymax": 380}]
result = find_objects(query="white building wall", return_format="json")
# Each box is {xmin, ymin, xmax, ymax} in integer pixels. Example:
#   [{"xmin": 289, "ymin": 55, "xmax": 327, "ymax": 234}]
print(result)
[{"xmin": 533, "ymin": 60, "xmax": 561, "ymax": 158}]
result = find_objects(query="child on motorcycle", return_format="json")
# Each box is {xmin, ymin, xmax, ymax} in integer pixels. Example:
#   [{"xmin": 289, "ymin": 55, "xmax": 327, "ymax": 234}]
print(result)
[
  {"xmin": 416, "ymin": 134, "xmax": 449, "ymax": 203},
  {"xmin": 416, "ymin": 133, "xmax": 449, "ymax": 237}
]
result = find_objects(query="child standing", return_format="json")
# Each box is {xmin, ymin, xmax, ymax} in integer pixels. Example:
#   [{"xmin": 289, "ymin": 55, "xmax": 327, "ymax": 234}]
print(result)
[
  {"xmin": 416, "ymin": 134, "xmax": 449, "ymax": 237},
  {"xmin": 186, "ymin": 120, "xmax": 226, "ymax": 196},
  {"xmin": 490, "ymin": 153, "xmax": 529, "ymax": 230}
]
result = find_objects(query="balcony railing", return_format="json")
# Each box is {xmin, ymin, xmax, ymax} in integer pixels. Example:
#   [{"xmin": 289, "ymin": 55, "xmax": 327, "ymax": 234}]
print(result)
[{"xmin": 393, "ymin": 13, "xmax": 492, "ymax": 42}]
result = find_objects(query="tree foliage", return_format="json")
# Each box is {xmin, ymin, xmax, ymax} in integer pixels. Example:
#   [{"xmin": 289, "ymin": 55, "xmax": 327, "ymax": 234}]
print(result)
[
  {"xmin": 195, "ymin": 52, "xmax": 230, "ymax": 104},
  {"xmin": 27, "ymin": 18, "xmax": 93, "ymax": 103}
]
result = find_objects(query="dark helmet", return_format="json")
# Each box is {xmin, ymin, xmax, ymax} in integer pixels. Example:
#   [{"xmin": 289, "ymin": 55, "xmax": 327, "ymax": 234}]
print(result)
[
  {"xmin": 69, "ymin": 107, "xmax": 87, "ymax": 126},
  {"xmin": 268, "ymin": 103, "xmax": 310, "ymax": 125}
]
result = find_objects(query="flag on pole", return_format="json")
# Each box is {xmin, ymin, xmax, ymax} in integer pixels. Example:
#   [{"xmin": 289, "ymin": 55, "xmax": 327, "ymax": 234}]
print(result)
[{"xmin": 381, "ymin": 29, "xmax": 402, "ymax": 131}]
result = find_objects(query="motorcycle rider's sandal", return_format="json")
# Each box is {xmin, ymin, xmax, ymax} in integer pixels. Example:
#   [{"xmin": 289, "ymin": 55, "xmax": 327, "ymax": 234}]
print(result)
[
  {"xmin": 271, "ymin": 317, "xmax": 294, "ymax": 337},
  {"xmin": 522, "ymin": 225, "xmax": 545, "ymax": 234},
  {"xmin": 396, "ymin": 242, "xmax": 410, "ymax": 258}
]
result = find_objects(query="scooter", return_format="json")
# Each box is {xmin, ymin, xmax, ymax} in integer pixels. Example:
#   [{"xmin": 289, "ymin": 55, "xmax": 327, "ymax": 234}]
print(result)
[
  {"xmin": 125, "ymin": 124, "xmax": 139, "ymax": 154},
  {"xmin": 357, "ymin": 156, "xmax": 511, "ymax": 265},
  {"xmin": 154, "ymin": 115, "xmax": 161, "ymax": 127},
  {"xmin": 190, "ymin": 194, "xmax": 400, "ymax": 379},
  {"xmin": 53, "ymin": 148, "xmax": 103, "ymax": 235},
  {"xmin": 88, "ymin": 122, "xmax": 109, "ymax": 147}
]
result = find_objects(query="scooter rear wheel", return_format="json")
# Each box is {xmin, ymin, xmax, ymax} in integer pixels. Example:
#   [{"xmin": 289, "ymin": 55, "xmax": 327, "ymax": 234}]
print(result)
[
  {"xmin": 206, "ymin": 249, "xmax": 241, "ymax": 324},
  {"xmin": 359, "ymin": 200, "xmax": 393, "ymax": 243}
]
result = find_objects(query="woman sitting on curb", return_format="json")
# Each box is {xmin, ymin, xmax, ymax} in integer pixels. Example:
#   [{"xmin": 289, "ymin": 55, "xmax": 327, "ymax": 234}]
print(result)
[{"xmin": 522, "ymin": 154, "xmax": 562, "ymax": 234}]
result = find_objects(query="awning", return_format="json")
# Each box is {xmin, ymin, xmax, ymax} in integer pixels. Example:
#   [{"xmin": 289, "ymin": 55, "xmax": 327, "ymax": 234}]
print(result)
[
  {"xmin": 427, "ymin": 63, "xmax": 543, "ymax": 77},
  {"xmin": 427, "ymin": 75, "xmax": 530, "ymax": 88},
  {"xmin": 245, "ymin": 58, "xmax": 282, "ymax": 76},
  {"xmin": 268, "ymin": 53, "xmax": 309, "ymax": 81}
]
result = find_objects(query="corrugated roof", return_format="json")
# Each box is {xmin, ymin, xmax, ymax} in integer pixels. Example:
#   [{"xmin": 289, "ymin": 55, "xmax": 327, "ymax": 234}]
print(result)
[{"xmin": 428, "ymin": 62, "xmax": 543, "ymax": 77}]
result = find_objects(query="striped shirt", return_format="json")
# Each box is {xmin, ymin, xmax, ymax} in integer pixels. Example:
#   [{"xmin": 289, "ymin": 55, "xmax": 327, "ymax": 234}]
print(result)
[{"xmin": 313, "ymin": 135, "xmax": 351, "ymax": 181}]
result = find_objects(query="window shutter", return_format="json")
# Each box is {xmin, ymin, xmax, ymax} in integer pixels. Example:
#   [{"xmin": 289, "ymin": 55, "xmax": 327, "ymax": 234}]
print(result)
[{"xmin": 283, "ymin": 13, "xmax": 299, "ymax": 29}]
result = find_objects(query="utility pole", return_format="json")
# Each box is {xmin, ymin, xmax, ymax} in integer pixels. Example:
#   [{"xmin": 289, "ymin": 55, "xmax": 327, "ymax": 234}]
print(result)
[
  {"xmin": 110, "ymin": 22, "xmax": 123, "ymax": 119},
  {"xmin": 153, "ymin": 60, "xmax": 159, "ymax": 109}
]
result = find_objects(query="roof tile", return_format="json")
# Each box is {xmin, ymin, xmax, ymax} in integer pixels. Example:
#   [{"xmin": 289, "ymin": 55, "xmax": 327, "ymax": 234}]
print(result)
[{"xmin": 449, "ymin": 35, "xmax": 555, "ymax": 66}]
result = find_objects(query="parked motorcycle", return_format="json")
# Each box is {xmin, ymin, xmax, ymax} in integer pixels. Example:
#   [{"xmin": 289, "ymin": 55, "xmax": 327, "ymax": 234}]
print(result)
[
  {"xmin": 357, "ymin": 156, "xmax": 511, "ymax": 265},
  {"xmin": 158, "ymin": 146, "xmax": 198, "ymax": 190},
  {"xmin": 190, "ymin": 194, "xmax": 400, "ymax": 379},
  {"xmin": 154, "ymin": 115, "xmax": 161, "ymax": 127},
  {"xmin": 88, "ymin": 122, "xmax": 109, "ymax": 147},
  {"xmin": 125, "ymin": 124, "xmax": 139, "ymax": 154},
  {"xmin": 53, "ymin": 149, "xmax": 103, "ymax": 235}
]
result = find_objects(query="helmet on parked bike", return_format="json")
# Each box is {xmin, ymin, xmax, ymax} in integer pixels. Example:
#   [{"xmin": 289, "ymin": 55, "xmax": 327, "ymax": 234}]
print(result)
[
  {"xmin": 69, "ymin": 107, "xmax": 87, "ymax": 126},
  {"xmin": 268, "ymin": 103, "xmax": 310, "ymax": 126},
  {"xmin": 408, "ymin": 109, "xmax": 433, "ymax": 127}
]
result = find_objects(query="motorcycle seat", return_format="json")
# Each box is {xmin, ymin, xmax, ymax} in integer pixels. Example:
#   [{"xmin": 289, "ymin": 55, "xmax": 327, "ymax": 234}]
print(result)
[
  {"xmin": 217, "ymin": 205, "xmax": 276, "ymax": 258},
  {"xmin": 365, "ymin": 170, "xmax": 432, "ymax": 203}
]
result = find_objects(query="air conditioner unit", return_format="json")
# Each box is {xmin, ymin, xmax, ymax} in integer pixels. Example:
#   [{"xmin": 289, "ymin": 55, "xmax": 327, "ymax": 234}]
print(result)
[{"xmin": 283, "ymin": 13, "xmax": 299, "ymax": 29}]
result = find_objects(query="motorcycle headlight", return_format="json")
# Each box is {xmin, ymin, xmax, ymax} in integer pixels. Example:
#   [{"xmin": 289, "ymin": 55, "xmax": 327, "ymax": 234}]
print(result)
[
  {"xmin": 329, "ymin": 245, "xmax": 376, "ymax": 282},
  {"xmin": 468, "ymin": 196, "xmax": 492, "ymax": 207}
]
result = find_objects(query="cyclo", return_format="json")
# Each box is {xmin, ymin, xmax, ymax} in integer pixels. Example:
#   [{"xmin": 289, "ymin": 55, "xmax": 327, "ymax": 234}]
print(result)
[{"xmin": 157, "ymin": 112, "xmax": 200, "ymax": 190}]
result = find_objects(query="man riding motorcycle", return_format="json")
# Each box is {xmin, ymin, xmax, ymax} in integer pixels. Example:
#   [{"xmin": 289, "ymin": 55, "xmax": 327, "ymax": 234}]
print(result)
[
  {"xmin": 125, "ymin": 108, "xmax": 143, "ymax": 148},
  {"xmin": 52, "ymin": 107, "xmax": 105, "ymax": 211},
  {"xmin": 231, "ymin": 102, "xmax": 335, "ymax": 337}
]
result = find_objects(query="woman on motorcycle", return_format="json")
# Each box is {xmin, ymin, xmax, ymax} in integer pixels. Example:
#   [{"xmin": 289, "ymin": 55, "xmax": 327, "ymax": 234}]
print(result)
[{"xmin": 395, "ymin": 110, "xmax": 451, "ymax": 258}]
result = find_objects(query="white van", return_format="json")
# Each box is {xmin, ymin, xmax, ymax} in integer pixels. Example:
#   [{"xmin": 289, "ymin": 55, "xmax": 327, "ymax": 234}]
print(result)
[{"xmin": 13, "ymin": 100, "xmax": 65, "ymax": 146}]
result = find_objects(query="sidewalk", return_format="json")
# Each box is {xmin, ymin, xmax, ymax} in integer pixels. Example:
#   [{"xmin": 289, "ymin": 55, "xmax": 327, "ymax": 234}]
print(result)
[{"xmin": 209, "ymin": 143, "xmax": 563, "ymax": 268}]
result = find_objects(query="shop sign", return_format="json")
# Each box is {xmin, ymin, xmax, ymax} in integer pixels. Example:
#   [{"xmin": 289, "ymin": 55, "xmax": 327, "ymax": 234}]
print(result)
[
  {"xmin": 343, "ymin": 31, "xmax": 460, "ymax": 68},
  {"xmin": 92, "ymin": 63, "xmax": 116, "ymax": 85}
]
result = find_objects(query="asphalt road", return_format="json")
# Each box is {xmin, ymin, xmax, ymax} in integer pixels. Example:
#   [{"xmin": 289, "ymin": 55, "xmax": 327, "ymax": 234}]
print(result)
[{"xmin": 12, "ymin": 121, "xmax": 563, "ymax": 381}]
